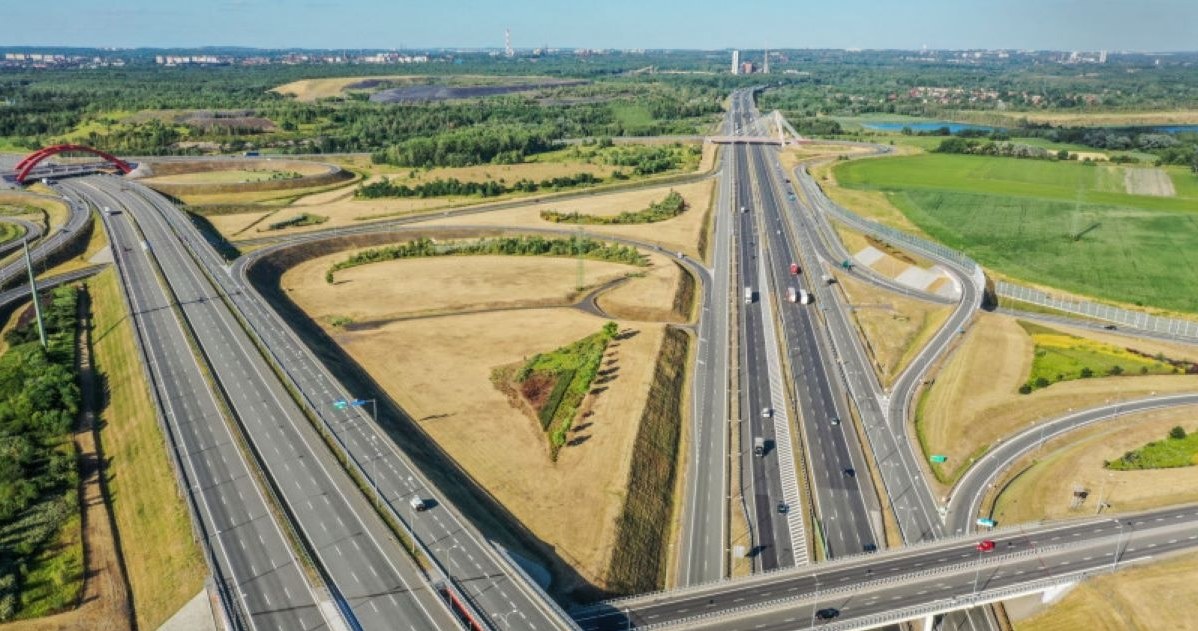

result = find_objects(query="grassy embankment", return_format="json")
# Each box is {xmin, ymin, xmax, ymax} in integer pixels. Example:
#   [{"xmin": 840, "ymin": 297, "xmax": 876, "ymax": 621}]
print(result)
[
  {"xmin": 835, "ymin": 152, "xmax": 1198, "ymax": 313},
  {"xmin": 915, "ymin": 313, "xmax": 1198, "ymax": 487},
  {"xmin": 605, "ymin": 327, "xmax": 688, "ymax": 594},
  {"xmin": 89, "ymin": 269, "xmax": 205, "ymax": 628},
  {"xmin": 1018, "ymin": 321, "xmax": 1185, "ymax": 391}
]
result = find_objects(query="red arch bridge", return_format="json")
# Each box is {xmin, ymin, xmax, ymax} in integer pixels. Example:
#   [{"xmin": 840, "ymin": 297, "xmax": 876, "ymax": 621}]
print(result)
[{"xmin": 12, "ymin": 144, "xmax": 133, "ymax": 184}]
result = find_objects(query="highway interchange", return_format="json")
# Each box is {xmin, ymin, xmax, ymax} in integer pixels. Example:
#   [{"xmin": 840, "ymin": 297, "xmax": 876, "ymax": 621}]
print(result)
[{"xmin": 6, "ymin": 87, "xmax": 1197, "ymax": 631}]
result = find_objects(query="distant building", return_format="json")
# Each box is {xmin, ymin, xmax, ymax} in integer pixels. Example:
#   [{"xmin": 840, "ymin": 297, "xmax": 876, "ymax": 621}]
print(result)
[
  {"xmin": 731, "ymin": 50, "xmax": 740, "ymax": 75},
  {"xmin": 740, "ymin": 61, "xmax": 754, "ymax": 75}
]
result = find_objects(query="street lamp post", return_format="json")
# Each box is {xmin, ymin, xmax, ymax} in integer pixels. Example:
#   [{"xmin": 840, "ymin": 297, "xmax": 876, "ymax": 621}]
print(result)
[
  {"xmin": 808, "ymin": 574, "xmax": 820, "ymax": 630},
  {"xmin": 972, "ymin": 548, "xmax": 984, "ymax": 595}
]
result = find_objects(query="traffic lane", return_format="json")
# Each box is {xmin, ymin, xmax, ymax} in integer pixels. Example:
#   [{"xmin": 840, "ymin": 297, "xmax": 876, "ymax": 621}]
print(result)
[
  {"xmin": 948, "ymin": 394, "xmax": 1198, "ymax": 534},
  {"xmin": 578, "ymin": 509, "xmax": 1198, "ymax": 630},
  {"xmin": 112, "ymin": 180, "xmax": 454, "ymax": 631},
  {"xmin": 120, "ymin": 178, "xmax": 561, "ymax": 630},
  {"xmin": 751, "ymin": 145, "xmax": 873, "ymax": 558},
  {"xmin": 86, "ymin": 184, "xmax": 326, "ymax": 630}
]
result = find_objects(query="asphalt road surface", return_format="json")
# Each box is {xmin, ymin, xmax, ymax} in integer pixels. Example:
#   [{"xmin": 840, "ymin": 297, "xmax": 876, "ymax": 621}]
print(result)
[{"xmin": 66, "ymin": 177, "xmax": 460, "ymax": 631}]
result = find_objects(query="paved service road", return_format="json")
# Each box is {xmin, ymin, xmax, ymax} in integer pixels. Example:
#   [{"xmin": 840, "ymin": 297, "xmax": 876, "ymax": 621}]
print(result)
[
  {"xmin": 66, "ymin": 178, "xmax": 460, "ymax": 631},
  {"xmin": 61, "ymin": 181, "xmax": 331, "ymax": 631},
  {"xmin": 947, "ymin": 393, "xmax": 1198, "ymax": 535}
]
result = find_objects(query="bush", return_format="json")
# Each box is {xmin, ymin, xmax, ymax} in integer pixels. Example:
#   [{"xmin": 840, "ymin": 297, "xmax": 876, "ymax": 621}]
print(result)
[
  {"xmin": 1018, "ymin": 384, "xmax": 1033, "ymax": 395},
  {"xmin": 1080, "ymin": 367, "xmax": 1094, "ymax": 378},
  {"xmin": 537, "ymin": 370, "xmax": 574, "ymax": 431},
  {"xmin": 1034, "ymin": 376, "xmax": 1050, "ymax": 388},
  {"xmin": 1170, "ymin": 426, "xmax": 1187, "ymax": 440}
]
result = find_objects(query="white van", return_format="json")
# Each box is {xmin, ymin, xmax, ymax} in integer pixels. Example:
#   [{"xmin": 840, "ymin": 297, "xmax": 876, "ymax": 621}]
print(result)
[
  {"xmin": 744, "ymin": 287, "xmax": 754, "ymax": 304},
  {"xmin": 409, "ymin": 496, "xmax": 428, "ymax": 512}
]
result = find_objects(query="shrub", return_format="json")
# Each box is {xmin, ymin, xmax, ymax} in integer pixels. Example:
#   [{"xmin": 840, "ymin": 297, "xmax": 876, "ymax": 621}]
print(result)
[
  {"xmin": 1080, "ymin": 367, "xmax": 1094, "ymax": 378},
  {"xmin": 1170, "ymin": 426, "xmax": 1187, "ymax": 440},
  {"xmin": 1018, "ymin": 384, "xmax": 1033, "ymax": 395},
  {"xmin": 1034, "ymin": 376, "xmax": 1050, "ymax": 388},
  {"xmin": 537, "ymin": 369, "xmax": 574, "ymax": 430}
]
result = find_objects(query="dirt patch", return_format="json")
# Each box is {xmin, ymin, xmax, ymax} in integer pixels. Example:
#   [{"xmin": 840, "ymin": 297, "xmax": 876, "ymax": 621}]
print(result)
[
  {"xmin": 919, "ymin": 312, "xmax": 1198, "ymax": 489},
  {"xmin": 281, "ymin": 252, "xmax": 662, "ymax": 323},
  {"xmin": 596, "ymin": 262, "xmax": 686, "ymax": 323},
  {"xmin": 309, "ymin": 305, "xmax": 665, "ymax": 590},
  {"xmin": 992, "ymin": 405, "xmax": 1198, "ymax": 526},
  {"xmin": 1123, "ymin": 167, "xmax": 1176, "ymax": 197}
]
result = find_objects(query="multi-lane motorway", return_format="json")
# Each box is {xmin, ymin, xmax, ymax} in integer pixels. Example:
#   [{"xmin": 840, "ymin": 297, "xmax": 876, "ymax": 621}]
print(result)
[
  {"xmin": 65, "ymin": 178, "xmax": 463, "ymax": 631},
  {"xmin": 22, "ymin": 85, "xmax": 1198, "ymax": 631}
]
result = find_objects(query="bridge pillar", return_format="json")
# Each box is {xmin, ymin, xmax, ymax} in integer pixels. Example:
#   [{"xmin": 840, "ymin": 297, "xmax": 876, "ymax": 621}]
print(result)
[
  {"xmin": 922, "ymin": 613, "xmax": 936, "ymax": 631},
  {"xmin": 1041, "ymin": 581, "xmax": 1077, "ymax": 604}
]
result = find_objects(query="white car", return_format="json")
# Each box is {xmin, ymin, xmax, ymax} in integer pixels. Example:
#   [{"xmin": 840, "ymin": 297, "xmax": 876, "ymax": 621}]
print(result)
[{"xmin": 761, "ymin": 407, "xmax": 773, "ymax": 419}]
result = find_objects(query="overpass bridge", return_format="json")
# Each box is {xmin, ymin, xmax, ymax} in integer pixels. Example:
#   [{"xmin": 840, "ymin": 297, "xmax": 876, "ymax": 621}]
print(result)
[
  {"xmin": 2, "ymin": 144, "xmax": 135, "ymax": 186},
  {"xmin": 571, "ymin": 504, "xmax": 1198, "ymax": 630}
]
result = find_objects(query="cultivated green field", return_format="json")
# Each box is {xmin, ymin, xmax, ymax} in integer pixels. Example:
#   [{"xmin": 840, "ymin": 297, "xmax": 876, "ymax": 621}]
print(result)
[{"xmin": 836, "ymin": 153, "xmax": 1198, "ymax": 313}]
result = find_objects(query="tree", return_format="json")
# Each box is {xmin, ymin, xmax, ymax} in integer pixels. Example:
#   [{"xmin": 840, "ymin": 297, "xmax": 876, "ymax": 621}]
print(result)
[
  {"xmin": 1108, "ymin": 365, "xmax": 1124, "ymax": 376},
  {"xmin": 1080, "ymin": 367, "xmax": 1094, "ymax": 378},
  {"xmin": 1034, "ymin": 376, "xmax": 1050, "ymax": 388},
  {"xmin": 1018, "ymin": 384, "xmax": 1032, "ymax": 395},
  {"xmin": 1057, "ymin": 149, "xmax": 1070, "ymax": 160},
  {"xmin": 603, "ymin": 321, "xmax": 619, "ymax": 339},
  {"xmin": 1170, "ymin": 426, "xmax": 1187, "ymax": 440}
]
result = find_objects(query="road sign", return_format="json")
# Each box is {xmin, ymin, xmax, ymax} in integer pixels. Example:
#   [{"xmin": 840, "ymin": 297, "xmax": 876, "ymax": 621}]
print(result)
[{"xmin": 930, "ymin": 455, "xmax": 948, "ymax": 463}]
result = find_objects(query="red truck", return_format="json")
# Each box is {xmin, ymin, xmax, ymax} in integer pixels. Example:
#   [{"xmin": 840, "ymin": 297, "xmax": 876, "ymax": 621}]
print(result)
[{"xmin": 789, "ymin": 262, "xmax": 800, "ymax": 275}]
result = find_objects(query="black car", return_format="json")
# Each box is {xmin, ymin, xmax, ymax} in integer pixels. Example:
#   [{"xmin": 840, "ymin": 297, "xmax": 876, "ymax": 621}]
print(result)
[
  {"xmin": 863, "ymin": 543, "xmax": 877, "ymax": 553},
  {"xmin": 777, "ymin": 502, "xmax": 790, "ymax": 515},
  {"xmin": 843, "ymin": 468, "xmax": 855, "ymax": 478},
  {"xmin": 816, "ymin": 607, "xmax": 840, "ymax": 620}
]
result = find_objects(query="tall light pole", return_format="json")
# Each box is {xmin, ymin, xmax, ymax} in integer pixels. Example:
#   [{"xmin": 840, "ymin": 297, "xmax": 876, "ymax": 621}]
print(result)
[
  {"xmin": 22, "ymin": 239, "xmax": 46, "ymax": 348},
  {"xmin": 808, "ymin": 574, "xmax": 820, "ymax": 629}
]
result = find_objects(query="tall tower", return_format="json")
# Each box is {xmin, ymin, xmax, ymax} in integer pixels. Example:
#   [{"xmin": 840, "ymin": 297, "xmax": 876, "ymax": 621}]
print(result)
[
  {"xmin": 763, "ymin": 44, "xmax": 769, "ymax": 74},
  {"xmin": 504, "ymin": 29, "xmax": 514, "ymax": 58},
  {"xmin": 731, "ymin": 50, "xmax": 740, "ymax": 75}
]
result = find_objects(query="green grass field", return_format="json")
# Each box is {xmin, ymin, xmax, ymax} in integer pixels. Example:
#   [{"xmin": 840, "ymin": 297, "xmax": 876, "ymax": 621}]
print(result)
[
  {"xmin": 1019, "ymin": 321, "xmax": 1178, "ymax": 390},
  {"xmin": 89, "ymin": 270, "xmax": 206, "ymax": 628},
  {"xmin": 1108, "ymin": 426, "xmax": 1198, "ymax": 470},
  {"xmin": 836, "ymin": 153, "xmax": 1198, "ymax": 313}
]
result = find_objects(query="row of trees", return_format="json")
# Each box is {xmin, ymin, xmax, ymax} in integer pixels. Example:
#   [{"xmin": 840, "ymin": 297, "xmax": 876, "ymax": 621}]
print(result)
[
  {"xmin": 541, "ymin": 190, "xmax": 687, "ymax": 225},
  {"xmin": 934, "ymin": 137, "xmax": 1052, "ymax": 160},
  {"xmin": 355, "ymin": 172, "xmax": 601, "ymax": 199},
  {"xmin": 326, "ymin": 236, "xmax": 646, "ymax": 282},
  {"xmin": 0, "ymin": 287, "xmax": 81, "ymax": 621}
]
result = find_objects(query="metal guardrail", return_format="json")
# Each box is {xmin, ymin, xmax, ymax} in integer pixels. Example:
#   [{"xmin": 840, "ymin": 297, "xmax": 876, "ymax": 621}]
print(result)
[
  {"xmin": 802, "ymin": 173, "xmax": 980, "ymax": 278},
  {"xmin": 996, "ymin": 281, "xmax": 1198, "ymax": 341}
]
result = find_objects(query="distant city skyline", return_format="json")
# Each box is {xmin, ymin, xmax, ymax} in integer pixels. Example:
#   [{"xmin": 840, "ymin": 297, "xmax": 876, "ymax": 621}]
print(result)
[{"xmin": 4, "ymin": 0, "xmax": 1197, "ymax": 52}]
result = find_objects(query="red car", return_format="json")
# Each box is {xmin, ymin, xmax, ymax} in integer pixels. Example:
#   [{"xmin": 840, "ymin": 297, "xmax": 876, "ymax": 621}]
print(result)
[{"xmin": 976, "ymin": 540, "xmax": 996, "ymax": 552}]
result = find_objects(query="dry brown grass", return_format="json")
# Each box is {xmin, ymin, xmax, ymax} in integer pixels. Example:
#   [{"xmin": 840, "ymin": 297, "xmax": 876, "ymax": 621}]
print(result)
[
  {"xmin": 596, "ymin": 261, "xmax": 685, "ymax": 323},
  {"xmin": 990, "ymin": 109, "xmax": 1198, "ymax": 127},
  {"xmin": 281, "ymin": 252, "xmax": 664, "ymax": 323},
  {"xmin": 992, "ymin": 405, "xmax": 1198, "ymax": 526},
  {"xmin": 322, "ymin": 308, "xmax": 665, "ymax": 587},
  {"xmin": 1013, "ymin": 550, "xmax": 1198, "ymax": 631},
  {"xmin": 919, "ymin": 312, "xmax": 1198, "ymax": 489},
  {"xmin": 835, "ymin": 271, "xmax": 952, "ymax": 386},
  {"xmin": 419, "ymin": 179, "xmax": 715, "ymax": 258},
  {"xmin": 0, "ymin": 190, "xmax": 66, "ymax": 230}
]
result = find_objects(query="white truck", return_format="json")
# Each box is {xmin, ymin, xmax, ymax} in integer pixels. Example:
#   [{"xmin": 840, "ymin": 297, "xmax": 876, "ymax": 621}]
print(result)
[
  {"xmin": 753, "ymin": 436, "xmax": 765, "ymax": 457},
  {"xmin": 786, "ymin": 287, "xmax": 798, "ymax": 303},
  {"xmin": 799, "ymin": 289, "xmax": 812, "ymax": 305},
  {"xmin": 744, "ymin": 287, "xmax": 754, "ymax": 303}
]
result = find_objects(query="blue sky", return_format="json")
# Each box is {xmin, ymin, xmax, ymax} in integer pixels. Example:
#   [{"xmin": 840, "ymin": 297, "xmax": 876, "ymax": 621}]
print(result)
[{"xmin": 6, "ymin": 0, "xmax": 1196, "ymax": 51}]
